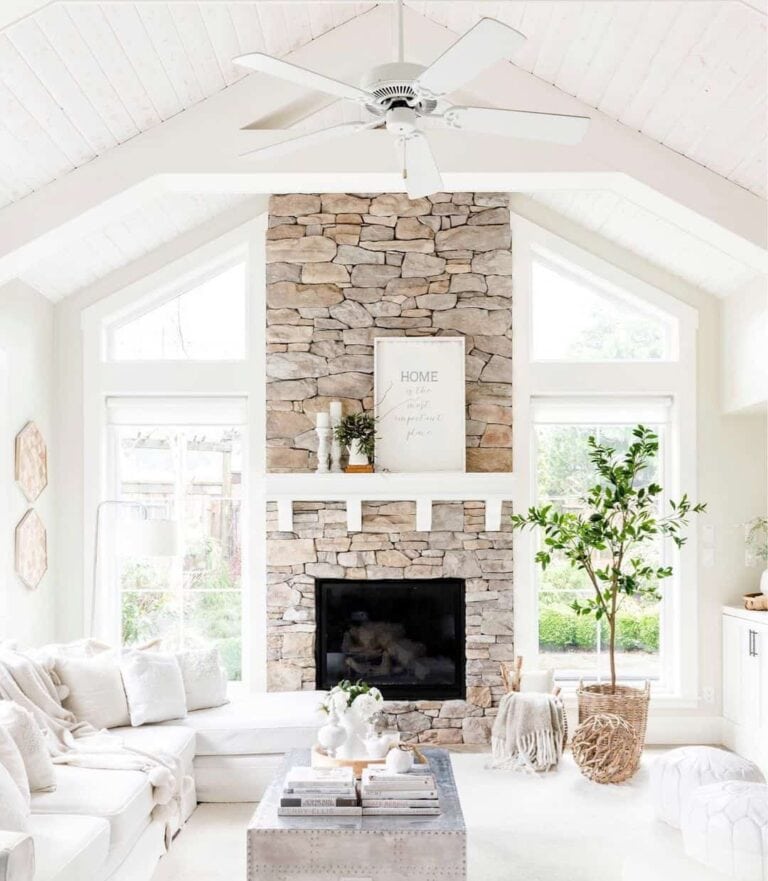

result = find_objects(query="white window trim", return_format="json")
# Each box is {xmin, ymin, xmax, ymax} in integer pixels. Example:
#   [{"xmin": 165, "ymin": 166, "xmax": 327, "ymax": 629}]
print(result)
[
  {"xmin": 81, "ymin": 216, "xmax": 267, "ymax": 691},
  {"xmin": 511, "ymin": 214, "xmax": 699, "ymax": 705}
]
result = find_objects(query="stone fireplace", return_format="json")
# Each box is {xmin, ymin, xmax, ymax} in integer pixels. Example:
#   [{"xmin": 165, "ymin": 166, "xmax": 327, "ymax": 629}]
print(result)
[
  {"xmin": 265, "ymin": 192, "xmax": 513, "ymax": 744},
  {"xmin": 315, "ymin": 576, "xmax": 467, "ymax": 701}
]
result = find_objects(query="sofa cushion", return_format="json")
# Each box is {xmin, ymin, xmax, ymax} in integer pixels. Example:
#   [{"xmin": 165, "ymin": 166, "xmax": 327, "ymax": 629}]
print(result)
[
  {"xmin": 56, "ymin": 653, "xmax": 130, "ymax": 730},
  {"xmin": 109, "ymin": 724, "xmax": 196, "ymax": 777},
  {"xmin": 0, "ymin": 761, "xmax": 28, "ymax": 832},
  {"xmin": 0, "ymin": 701, "xmax": 56, "ymax": 792},
  {"xmin": 162, "ymin": 691, "xmax": 325, "ymax": 756},
  {"xmin": 176, "ymin": 648, "xmax": 228, "ymax": 712},
  {"xmin": 31, "ymin": 766, "xmax": 152, "ymax": 865},
  {"xmin": 28, "ymin": 814, "xmax": 109, "ymax": 881},
  {"xmin": 0, "ymin": 726, "xmax": 29, "ymax": 805},
  {"xmin": 120, "ymin": 651, "xmax": 186, "ymax": 726}
]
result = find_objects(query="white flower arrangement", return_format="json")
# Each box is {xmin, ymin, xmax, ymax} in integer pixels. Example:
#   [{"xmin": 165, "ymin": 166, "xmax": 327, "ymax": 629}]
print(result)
[{"xmin": 321, "ymin": 679, "xmax": 383, "ymax": 721}]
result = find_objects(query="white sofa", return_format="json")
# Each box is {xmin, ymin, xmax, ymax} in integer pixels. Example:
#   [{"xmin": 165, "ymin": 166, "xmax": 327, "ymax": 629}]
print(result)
[{"xmin": 1, "ymin": 690, "xmax": 325, "ymax": 881}]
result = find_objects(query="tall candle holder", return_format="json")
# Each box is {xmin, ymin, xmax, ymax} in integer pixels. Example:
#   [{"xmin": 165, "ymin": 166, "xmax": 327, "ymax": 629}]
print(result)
[
  {"xmin": 315, "ymin": 426, "xmax": 332, "ymax": 473},
  {"xmin": 329, "ymin": 400, "xmax": 343, "ymax": 473}
]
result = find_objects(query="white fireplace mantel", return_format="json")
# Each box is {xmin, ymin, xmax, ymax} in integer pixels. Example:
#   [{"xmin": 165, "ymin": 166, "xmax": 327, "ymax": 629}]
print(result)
[{"xmin": 264, "ymin": 472, "xmax": 517, "ymax": 533}]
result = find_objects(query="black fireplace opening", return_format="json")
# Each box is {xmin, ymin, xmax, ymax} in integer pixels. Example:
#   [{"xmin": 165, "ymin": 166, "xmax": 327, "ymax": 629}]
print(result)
[{"xmin": 315, "ymin": 578, "xmax": 466, "ymax": 700}]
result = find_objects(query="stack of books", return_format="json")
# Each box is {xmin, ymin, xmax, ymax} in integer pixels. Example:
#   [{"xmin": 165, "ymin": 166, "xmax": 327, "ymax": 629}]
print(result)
[
  {"xmin": 278, "ymin": 766, "xmax": 361, "ymax": 817},
  {"xmin": 360, "ymin": 766, "xmax": 441, "ymax": 816}
]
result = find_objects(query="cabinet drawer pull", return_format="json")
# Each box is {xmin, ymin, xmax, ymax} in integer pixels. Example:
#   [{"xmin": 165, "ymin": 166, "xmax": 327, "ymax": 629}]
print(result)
[{"xmin": 748, "ymin": 630, "xmax": 755, "ymax": 657}]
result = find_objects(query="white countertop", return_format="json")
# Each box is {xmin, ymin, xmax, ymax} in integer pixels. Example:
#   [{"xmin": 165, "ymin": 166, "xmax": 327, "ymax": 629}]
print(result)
[{"xmin": 723, "ymin": 603, "xmax": 768, "ymax": 624}]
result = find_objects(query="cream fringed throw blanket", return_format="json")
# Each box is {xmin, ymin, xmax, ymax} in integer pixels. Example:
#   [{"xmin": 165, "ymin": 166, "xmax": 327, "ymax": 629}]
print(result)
[
  {"xmin": 489, "ymin": 692, "xmax": 564, "ymax": 772},
  {"xmin": 0, "ymin": 647, "xmax": 189, "ymax": 845}
]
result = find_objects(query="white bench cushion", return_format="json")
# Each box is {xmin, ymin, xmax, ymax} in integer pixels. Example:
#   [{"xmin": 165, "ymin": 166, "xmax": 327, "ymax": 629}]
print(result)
[
  {"xmin": 31, "ymin": 766, "xmax": 151, "ymax": 869},
  {"xmin": 29, "ymin": 814, "xmax": 109, "ymax": 881},
  {"xmin": 682, "ymin": 781, "xmax": 768, "ymax": 881},
  {"xmin": 163, "ymin": 691, "xmax": 324, "ymax": 756},
  {"xmin": 651, "ymin": 746, "xmax": 765, "ymax": 828},
  {"xmin": 109, "ymin": 724, "xmax": 196, "ymax": 777}
]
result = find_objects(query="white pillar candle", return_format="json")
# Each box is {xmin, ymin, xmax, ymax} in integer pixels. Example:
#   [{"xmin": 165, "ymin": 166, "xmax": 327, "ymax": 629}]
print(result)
[
  {"xmin": 316, "ymin": 412, "xmax": 330, "ymax": 428},
  {"xmin": 329, "ymin": 401, "xmax": 342, "ymax": 425}
]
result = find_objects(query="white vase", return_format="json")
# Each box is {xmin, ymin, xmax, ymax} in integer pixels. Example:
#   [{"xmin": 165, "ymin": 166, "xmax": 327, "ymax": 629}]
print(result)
[
  {"xmin": 348, "ymin": 439, "xmax": 369, "ymax": 468},
  {"xmin": 317, "ymin": 704, "xmax": 346, "ymax": 757},
  {"xmin": 336, "ymin": 711, "xmax": 369, "ymax": 759},
  {"xmin": 761, "ymin": 567, "xmax": 768, "ymax": 596}
]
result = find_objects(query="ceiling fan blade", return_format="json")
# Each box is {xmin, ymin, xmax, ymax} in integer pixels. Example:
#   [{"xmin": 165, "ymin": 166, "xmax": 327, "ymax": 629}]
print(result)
[
  {"xmin": 234, "ymin": 53, "xmax": 371, "ymax": 102},
  {"xmin": 240, "ymin": 121, "xmax": 378, "ymax": 160},
  {"xmin": 415, "ymin": 18, "xmax": 526, "ymax": 97},
  {"xmin": 400, "ymin": 132, "xmax": 443, "ymax": 199},
  {"xmin": 446, "ymin": 106, "xmax": 590, "ymax": 145}
]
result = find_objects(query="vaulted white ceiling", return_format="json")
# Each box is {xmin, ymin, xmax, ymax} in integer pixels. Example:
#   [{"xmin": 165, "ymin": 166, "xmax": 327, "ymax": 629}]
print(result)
[
  {"xmin": 0, "ymin": 2, "xmax": 374, "ymax": 207},
  {"xmin": 0, "ymin": 1, "xmax": 765, "ymax": 301}
]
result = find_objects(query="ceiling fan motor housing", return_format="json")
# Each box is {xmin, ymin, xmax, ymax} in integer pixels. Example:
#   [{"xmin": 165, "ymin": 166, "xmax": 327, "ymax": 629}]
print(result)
[{"xmin": 361, "ymin": 63, "xmax": 438, "ymax": 116}]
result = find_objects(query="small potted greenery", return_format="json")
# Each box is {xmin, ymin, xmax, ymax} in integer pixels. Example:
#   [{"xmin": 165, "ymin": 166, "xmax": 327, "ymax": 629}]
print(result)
[
  {"xmin": 334, "ymin": 412, "xmax": 376, "ymax": 472},
  {"xmin": 744, "ymin": 516, "xmax": 768, "ymax": 595},
  {"xmin": 510, "ymin": 425, "xmax": 705, "ymax": 770}
]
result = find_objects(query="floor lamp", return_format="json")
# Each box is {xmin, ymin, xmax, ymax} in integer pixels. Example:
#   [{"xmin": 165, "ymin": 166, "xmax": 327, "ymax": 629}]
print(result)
[{"xmin": 90, "ymin": 500, "xmax": 179, "ymax": 638}]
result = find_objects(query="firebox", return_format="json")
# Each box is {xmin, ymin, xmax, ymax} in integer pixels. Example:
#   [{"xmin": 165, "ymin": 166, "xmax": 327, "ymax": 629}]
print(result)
[{"xmin": 315, "ymin": 578, "xmax": 466, "ymax": 700}]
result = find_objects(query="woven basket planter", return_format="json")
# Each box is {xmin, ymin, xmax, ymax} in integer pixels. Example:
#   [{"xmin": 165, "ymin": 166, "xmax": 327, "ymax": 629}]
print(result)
[{"xmin": 577, "ymin": 681, "xmax": 650, "ymax": 775}]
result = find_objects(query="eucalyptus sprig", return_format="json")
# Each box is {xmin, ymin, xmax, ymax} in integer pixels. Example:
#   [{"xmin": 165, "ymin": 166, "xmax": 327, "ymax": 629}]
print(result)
[{"xmin": 511, "ymin": 425, "xmax": 706, "ymax": 691}]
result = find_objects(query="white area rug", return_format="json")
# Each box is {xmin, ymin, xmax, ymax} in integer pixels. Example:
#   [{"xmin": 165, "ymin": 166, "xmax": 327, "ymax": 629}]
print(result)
[{"xmin": 153, "ymin": 749, "xmax": 728, "ymax": 881}]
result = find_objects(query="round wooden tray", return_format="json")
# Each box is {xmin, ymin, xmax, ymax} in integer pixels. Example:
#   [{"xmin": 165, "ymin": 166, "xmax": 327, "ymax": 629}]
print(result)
[{"xmin": 311, "ymin": 736, "xmax": 430, "ymax": 779}]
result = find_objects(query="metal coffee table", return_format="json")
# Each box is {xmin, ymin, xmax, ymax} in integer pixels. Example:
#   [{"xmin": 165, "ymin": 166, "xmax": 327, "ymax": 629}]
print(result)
[{"xmin": 247, "ymin": 748, "xmax": 466, "ymax": 881}]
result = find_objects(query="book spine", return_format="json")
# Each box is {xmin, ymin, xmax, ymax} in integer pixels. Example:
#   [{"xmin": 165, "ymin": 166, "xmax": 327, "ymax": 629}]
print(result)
[
  {"xmin": 280, "ymin": 797, "xmax": 358, "ymax": 808},
  {"xmin": 361, "ymin": 808, "xmax": 441, "ymax": 816},
  {"xmin": 362, "ymin": 799, "xmax": 440, "ymax": 808},
  {"xmin": 363, "ymin": 779, "xmax": 435, "ymax": 790},
  {"xmin": 361, "ymin": 789, "xmax": 439, "ymax": 800},
  {"xmin": 283, "ymin": 788, "xmax": 357, "ymax": 797},
  {"xmin": 278, "ymin": 806, "xmax": 362, "ymax": 816}
]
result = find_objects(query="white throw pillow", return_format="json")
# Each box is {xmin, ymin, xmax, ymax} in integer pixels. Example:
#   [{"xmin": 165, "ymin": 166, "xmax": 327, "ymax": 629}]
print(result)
[
  {"xmin": 519, "ymin": 669, "xmax": 555, "ymax": 693},
  {"xmin": 56, "ymin": 653, "xmax": 130, "ymax": 730},
  {"xmin": 121, "ymin": 651, "xmax": 187, "ymax": 726},
  {"xmin": 0, "ymin": 726, "xmax": 29, "ymax": 805},
  {"xmin": 0, "ymin": 761, "xmax": 29, "ymax": 832},
  {"xmin": 176, "ymin": 648, "xmax": 229, "ymax": 712},
  {"xmin": 0, "ymin": 701, "xmax": 55, "ymax": 792}
]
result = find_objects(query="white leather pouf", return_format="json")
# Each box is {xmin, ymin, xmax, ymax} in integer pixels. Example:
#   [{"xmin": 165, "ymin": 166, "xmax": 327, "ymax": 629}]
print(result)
[
  {"xmin": 682, "ymin": 781, "xmax": 768, "ymax": 881},
  {"xmin": 651, "ymin": 746, "xmax": 765, "ymax": 828}
]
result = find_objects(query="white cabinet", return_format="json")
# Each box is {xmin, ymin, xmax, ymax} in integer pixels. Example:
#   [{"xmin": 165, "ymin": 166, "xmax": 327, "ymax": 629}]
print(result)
[{"xmin": 722, "ymin": 606, "xmax": 768, "ymax": 771}]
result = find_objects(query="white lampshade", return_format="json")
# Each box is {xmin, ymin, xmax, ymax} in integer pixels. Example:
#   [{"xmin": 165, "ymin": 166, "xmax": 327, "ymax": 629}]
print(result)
[{"xmin": 116, "ymin": 519, "xmax": 179, "ymax": 557}]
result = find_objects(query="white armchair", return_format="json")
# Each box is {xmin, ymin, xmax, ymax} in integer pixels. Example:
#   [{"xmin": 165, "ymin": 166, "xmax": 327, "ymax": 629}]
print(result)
[{"xmin": 0, "ymin": 832, "xmax": 34, "ymax": 881}]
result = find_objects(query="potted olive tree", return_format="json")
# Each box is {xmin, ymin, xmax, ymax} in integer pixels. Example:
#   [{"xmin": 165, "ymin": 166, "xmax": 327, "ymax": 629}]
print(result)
[{"xmin": 511, "ymin": 425, "xmax": 705, "ymax": 762}]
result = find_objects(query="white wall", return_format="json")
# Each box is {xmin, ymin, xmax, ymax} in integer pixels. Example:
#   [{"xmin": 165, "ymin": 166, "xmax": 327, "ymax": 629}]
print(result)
[
  {"xmin": 0, "ymin": 280, "xmax": 57, "ymax": 646},
  {"xmin": 721, "ymin": 274, "xmax": 768, "ymax": 414}
]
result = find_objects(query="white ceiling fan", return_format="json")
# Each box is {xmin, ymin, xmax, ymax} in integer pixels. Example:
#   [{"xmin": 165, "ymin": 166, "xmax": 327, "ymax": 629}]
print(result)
[{"xmin": 233, "ymin": 1, "xmax": 590, "ymax": 199}]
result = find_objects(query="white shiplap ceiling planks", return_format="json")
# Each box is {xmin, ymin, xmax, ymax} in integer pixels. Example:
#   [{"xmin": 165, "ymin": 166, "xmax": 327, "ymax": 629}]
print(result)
[
  {"xmin": 526, "ymin": 189, "xmax": 760, "ymax": 296},
  {"xmin": 19, "ymin": 191, "xmax": 251, "ymax": 300},
  {"xmin": 408, "ymin": 0, "xmax": 767, "ymax": 196},
  {"xmin": 0, "ymin": 2, "xmax": 375, "ymax": 209}
]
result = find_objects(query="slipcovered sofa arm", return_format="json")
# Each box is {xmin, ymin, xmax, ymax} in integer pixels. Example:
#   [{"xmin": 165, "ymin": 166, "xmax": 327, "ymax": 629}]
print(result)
[{"xmin": 0, "ymin": 832, "xmax": 34, "ymax": 881}]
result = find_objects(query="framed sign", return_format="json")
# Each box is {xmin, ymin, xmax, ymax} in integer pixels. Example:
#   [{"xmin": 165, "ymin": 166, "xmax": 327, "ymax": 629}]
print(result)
[{"xmin": 374, "ymin": 337, "xmax": 466, "ymax": 473}]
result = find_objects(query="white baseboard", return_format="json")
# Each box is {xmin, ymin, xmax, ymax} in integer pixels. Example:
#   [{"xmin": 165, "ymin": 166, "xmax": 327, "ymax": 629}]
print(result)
[
  {"xmin": 563, "ymin": 704, "xmax": 723, "ymax": 745},
  {"xmin": 645, "ymin": 715, "xmax": 723, "ymax": 745}
]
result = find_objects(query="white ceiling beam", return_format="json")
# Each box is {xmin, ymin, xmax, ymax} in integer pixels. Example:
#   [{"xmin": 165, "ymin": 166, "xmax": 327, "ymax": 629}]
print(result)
[{"xmin": 0, "ymin": 3, "xmax": 765, "ymax": 288}]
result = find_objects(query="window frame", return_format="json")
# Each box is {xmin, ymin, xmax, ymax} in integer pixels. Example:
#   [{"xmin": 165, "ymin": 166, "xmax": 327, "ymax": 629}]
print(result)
[
  {"xmin": 81, "ymin": 217, "xmax": 267, "ymax": 691},
  {"xmin": 512, "ymin": 216, "xmax": 699, "ymax": 703},
  {"xmin": 104, "ymin": 253, "xmax": 249, "ymax": 363}
]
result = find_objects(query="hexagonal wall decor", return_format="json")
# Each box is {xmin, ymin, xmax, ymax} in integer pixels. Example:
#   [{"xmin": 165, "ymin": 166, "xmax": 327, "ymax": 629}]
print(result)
[
  {"xmin": 15, "ymin": 510, "xmax": 47, "ymax": 590},
  {"xmin": 15, "ymin": 421, "xmax": 48, "ymax": 503}
]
